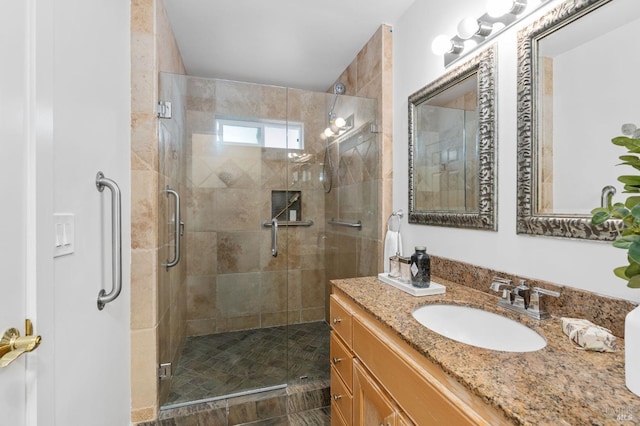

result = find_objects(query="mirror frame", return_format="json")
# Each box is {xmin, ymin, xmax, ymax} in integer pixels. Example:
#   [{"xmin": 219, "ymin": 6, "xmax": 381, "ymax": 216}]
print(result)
[
  {"xmin": 516, "ymin": 0, "xmax": 619, "ymax": 240},
  {"xmin": 408, "ymin": 45, "xmax": 497, "ymax": 230}
]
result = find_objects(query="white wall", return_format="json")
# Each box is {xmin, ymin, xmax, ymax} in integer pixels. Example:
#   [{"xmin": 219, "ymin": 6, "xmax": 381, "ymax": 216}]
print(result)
[
  {"xmin": 393, "ymin": 0, "xmax": 640, "ymax": 303},
  {"xmin": 45, "ymin": 0, "xmax": 131, "ymax": 424}
]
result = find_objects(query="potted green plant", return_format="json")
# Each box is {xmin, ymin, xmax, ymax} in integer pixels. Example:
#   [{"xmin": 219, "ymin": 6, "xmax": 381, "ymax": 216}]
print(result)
[
  {"xmin": 590, "ymin": 123, "xmax": 640, "ymax": 397},
  {"xmin": 591, "ymin": 124, "xmax": 640, "ymax": 288}
]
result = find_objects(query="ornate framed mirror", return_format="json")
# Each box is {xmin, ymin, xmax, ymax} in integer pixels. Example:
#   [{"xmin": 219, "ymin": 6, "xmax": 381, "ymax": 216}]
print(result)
[
  {"xmin": 408, "ymin": 45, "xmax": 497, "ymax": 230},
  {"xmin": 516, "ymin": 0, "xmax": 640, "ymax": 240}
]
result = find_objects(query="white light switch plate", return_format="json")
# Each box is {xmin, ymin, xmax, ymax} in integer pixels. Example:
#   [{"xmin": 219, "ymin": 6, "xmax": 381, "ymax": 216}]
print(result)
[{"xmin": 54, "ymin": 213, "xmax": 75, "ymax": 257}]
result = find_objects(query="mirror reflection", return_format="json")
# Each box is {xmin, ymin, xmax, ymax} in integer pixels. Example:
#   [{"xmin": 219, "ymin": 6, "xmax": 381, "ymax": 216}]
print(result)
[
  {"xmin": 517, "ymin": 0, "xmax": 640, "ymax": 239},
  {"xmin": 409, "ymin": 46, "xmax": 496, "ymax": 230},
  {"xmin": 413, "ymin": 74, "xmax": 478, "ymax": 212}
]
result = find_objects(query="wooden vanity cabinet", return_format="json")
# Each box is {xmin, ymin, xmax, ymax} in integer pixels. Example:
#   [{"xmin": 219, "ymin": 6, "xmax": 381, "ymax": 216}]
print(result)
[{"xmin": 330, "ymin": 289, "xmax": 508, "ymax": 426}]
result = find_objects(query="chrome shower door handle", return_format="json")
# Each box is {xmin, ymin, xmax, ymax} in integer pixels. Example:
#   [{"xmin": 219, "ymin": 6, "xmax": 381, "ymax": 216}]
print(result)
[
  {"xmin": 164, "ymin": 187, "xmax": 181, "ymax": 268},
  {"xmin": 95, "ymin": 172, "xmax": 122, "ymax": 310},
  {"xmin": 271, "ymin": 218, "xmax": 278, "ymax": 257}
]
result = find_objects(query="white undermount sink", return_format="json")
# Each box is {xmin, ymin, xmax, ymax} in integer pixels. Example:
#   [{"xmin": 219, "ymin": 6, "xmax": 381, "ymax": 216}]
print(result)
[{"xmin": 412, "ymin": 304, "xmax": 547, "ymax": 352}]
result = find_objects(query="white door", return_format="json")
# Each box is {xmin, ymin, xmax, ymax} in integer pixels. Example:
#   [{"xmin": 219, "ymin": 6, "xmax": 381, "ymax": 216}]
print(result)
[
  {"xmin": 1, "ymin": 1, "xmax": 131, "ymax": 425},
  {"xmin": 0, "ymin": 1, "xmax": 37, "ymax": 423}
]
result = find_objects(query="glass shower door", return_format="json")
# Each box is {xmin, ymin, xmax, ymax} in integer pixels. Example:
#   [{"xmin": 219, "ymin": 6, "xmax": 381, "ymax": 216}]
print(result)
[{"xmin": 159, "ymin": 74, "xmax": 295, "ymax": 406}]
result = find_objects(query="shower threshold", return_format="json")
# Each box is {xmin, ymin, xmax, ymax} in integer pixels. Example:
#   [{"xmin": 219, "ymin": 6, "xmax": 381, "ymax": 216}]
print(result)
[{"xmin": 161, "ymin": 383, "xmax": 287, "ymax": 411}]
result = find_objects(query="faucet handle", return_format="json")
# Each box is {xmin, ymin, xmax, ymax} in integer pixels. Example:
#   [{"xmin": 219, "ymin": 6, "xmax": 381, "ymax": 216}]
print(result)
[
  {"xmin": 533, "ymin": 287, "xmax": 561, "ymax": 298},
  {"xmin": 489, "ymin": 276, "xmax": 512, "ymax": 292}
]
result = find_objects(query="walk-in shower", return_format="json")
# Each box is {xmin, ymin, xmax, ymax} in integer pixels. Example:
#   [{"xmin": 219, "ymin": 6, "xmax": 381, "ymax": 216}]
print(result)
[{"xmin": 156, "ymin": 73, "xmax": 379, "ymax": 409}]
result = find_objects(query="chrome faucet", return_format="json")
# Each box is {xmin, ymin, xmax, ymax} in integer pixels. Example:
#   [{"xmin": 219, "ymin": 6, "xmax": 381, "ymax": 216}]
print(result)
[
  {"xmin": 489, "ymin": 277, "xmax": 560, "ymax": 320},
  {"xmin": 511, "ymin": 280, "xmax": 531, "ymax": 309}
]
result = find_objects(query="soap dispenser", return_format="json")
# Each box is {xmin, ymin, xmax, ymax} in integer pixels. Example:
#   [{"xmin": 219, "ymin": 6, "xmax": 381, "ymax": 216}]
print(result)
[{"xmin": 410, "ymin": 246, "xmax": 430, "ymax": 288}]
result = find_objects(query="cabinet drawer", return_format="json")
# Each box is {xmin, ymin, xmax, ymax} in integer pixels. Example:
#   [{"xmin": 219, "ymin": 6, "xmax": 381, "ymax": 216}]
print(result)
[
  {"xmin": 331, "ymin": 366, "xmax": 353, "ymax": 424},
  {"xmin": 330, "ymin": 332, "xmax": 353, "ymax": 391},
  {"xmin": 331, "ymin": 401, "xmax": 349, "ymax": 426},
  {"xmin": 353, "ymin": 318, "xmax": 475, "ymax": 426},
  {"xmin": 330, "ymin": 295, "xmax": 353, "ymax": 346}
]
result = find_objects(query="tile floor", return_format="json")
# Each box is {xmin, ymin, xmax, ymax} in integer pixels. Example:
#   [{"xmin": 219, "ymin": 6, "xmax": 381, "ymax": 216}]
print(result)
[{"xmin": 165, "ymin": 321, "xmax": 331, "ymax": 407}]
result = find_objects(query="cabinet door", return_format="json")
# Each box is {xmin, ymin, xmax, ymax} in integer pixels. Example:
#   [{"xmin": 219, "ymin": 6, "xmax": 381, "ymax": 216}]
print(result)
[{"xmin": 353, "ymin": 360, "xmax": 397, "ymax": 426}]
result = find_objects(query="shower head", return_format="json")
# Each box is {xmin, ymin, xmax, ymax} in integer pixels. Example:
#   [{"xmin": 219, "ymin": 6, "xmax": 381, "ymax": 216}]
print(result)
[
  {"xmin": 333, "ymin": 82, "xmax": 346, "ymax": 95},
  {"xmin": 329, "ymin": 82, "xmax": 346, "ymax": 120}
]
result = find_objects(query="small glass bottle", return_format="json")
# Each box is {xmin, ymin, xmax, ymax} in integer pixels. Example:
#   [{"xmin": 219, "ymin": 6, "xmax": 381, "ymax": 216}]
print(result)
[
  {"xmin": 389, "ymin": 256, "xmax": 400, "ymax": 278},
  {"xmin": 410, "ymin": 246, "xmax": 430, "ymax": 288}
]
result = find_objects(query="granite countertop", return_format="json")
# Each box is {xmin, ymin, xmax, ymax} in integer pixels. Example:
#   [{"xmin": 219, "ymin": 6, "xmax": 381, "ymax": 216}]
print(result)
[{"xmin": 331, "ymin": 276, "xmax": 639, "ymax": 425}]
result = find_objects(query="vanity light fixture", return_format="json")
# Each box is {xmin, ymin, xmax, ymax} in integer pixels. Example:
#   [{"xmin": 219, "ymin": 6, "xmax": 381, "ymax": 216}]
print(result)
[{"xmin": 433, "ymin": 0, "xmax": 552, "ymax": 67}]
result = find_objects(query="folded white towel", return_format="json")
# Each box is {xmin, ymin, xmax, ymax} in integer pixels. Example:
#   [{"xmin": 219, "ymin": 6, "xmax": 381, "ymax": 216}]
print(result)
[{"xmin": 383, "ymin": 230, "xmax": 403, "ymax": 273}]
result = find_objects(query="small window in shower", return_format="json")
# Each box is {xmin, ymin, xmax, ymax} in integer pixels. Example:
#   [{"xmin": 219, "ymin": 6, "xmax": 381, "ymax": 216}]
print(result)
[{"xmin": 215, "ymin": 115, "xmax": 303, "ymax": 149}]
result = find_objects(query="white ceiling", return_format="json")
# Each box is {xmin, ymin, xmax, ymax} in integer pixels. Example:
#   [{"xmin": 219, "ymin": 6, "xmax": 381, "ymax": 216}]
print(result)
[{"xmin": 163, "ymin": 0, "xmax": 415, "ymax": 92}]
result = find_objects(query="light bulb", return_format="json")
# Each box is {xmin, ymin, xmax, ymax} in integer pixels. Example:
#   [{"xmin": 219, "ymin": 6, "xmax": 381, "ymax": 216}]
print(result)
[
  {"xmin": 487, "ymin": 0, "xmax": 527, "ymax": 17},
  {"xmin": 457, "ymin": 17, "xmax": 480, "ymax": 39},
  {"xmin": 492, "ymin": 22, "xmax": 506, "ymax": 32},
  {"xmin": 432, "ymin": 35, "xmax": 454, "ymax": 55},
  {"xmin": 320, "ymin": 132, "xmax": 327, "ymax": 140},
  {"xmin": 324, "ymin": 128, "xmax": 333, "ymax": 137},
  {"xmin": 334, "ymin": 117, "xmax": 346, "ymax": 128},
  {"xmin": 487, "ymin": 0, "xmax": 514, "ymax": 17},
  {"xmin": 463, "ymin": 39, "xmax": 478, "ymax": 51}
]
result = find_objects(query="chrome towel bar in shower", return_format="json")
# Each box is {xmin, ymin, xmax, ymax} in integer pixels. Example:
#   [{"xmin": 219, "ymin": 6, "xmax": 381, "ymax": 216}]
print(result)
[
  {"xmin": 163, "ymin": 187, "xmax": 183, "ymax": 268},
  {"xmin": 261, "ymin": 219, "xmax": 314, "ymax": 257},
  {"xmin": 328, "ymin": 218, "xmax": 362, "ymax": 229},
  {"xmin": 95, "ymin": 172, "xmax": 122, "ymax": 311},
  {"xmin": 260, "ymin": 220, "xmax": 314, "ymax": 227}
]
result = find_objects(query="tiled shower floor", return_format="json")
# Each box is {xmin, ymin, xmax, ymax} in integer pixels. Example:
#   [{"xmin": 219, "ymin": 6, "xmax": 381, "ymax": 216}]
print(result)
[{"xmin": 164, "ymin": 321, "xmax": 331, "ymax": 407}]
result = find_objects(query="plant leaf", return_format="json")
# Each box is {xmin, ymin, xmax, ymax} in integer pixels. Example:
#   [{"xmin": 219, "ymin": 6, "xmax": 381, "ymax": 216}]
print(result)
[
  {"xmin": 613, "ymin": 240, "xmax": 632, "ymax": 249},
  {"xmin": 614, "ymin": 266, "xmax": 630, "ymax": 280},
  {"xmin": 626, "ymin": 197, "xmax": 640, "ymax": 209},
  {"xmin": 591, "ymin": 211, "xmax": 610, "ymax": 225},
  {"xmin": 613, "ymin": 136, "xmax": 640, "ymax": 151},
  {"xmin": 619, "ymin": 175, "xmax": 640, "ymax": 185},
  {"xmin": 612, "ymin": 207, "xmax": 630, "ymax": 219},
  {"xmin": 628, "ymin": 275, "xmax": 640, "ymax": 288},
  {"xmin": 628, "ymin": 241, "xmax": 640, "ymax": 264},
  {"xmin": 626, "ymin": 260, "xmax": 640, "ymax": 278}
]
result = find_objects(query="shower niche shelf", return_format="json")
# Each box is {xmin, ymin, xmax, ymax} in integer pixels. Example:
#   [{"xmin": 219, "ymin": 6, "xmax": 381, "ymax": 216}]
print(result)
[
  {"xmin": 271, "ymin": 190, "xmax": 302, "ymax": 222},
  {"xmin": 262, "ymin": 190, "xmax": 313, "ymax": 227}
]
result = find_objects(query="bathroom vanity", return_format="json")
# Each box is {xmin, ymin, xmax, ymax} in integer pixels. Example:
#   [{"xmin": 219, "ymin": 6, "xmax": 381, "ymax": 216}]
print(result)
[{"xmin": 330, "ymin": 276, "xmax": 638, "ymax": 425}]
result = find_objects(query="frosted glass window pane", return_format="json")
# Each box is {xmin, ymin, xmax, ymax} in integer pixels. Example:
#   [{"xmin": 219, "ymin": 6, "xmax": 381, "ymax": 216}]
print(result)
[
  {"xmin": 222, "ymin": 124, "xmax": 259, "ymax": 144},
  {"xmin": 215, "ymin": 116, "xmax": 303, "ymax": 149},
  {"xmin": 265, "ymin": 127, "xmax": 287, "ymax": 148}
]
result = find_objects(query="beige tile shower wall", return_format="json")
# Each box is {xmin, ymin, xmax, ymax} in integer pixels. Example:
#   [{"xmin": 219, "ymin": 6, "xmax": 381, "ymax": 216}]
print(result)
[
  {"xmin": 325, "ymin": 24, "xmax": 393, "ymax": 315},
  {"xmin": 131, "ymin": 0, "xmax": 186, "ymax": 422},
  {"xmin": 185, "ymin": 80, "xmax": 328, "ymax": 336}
]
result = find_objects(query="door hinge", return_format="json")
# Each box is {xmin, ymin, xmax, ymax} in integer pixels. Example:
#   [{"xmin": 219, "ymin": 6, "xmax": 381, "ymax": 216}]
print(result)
[
  {"xmin": 157, "ymin": 101, "xmax": 172, "ymax": 119},
  {"xmin": 158, "ymin": 362, "xmax": 172, "ymax": 380}
]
